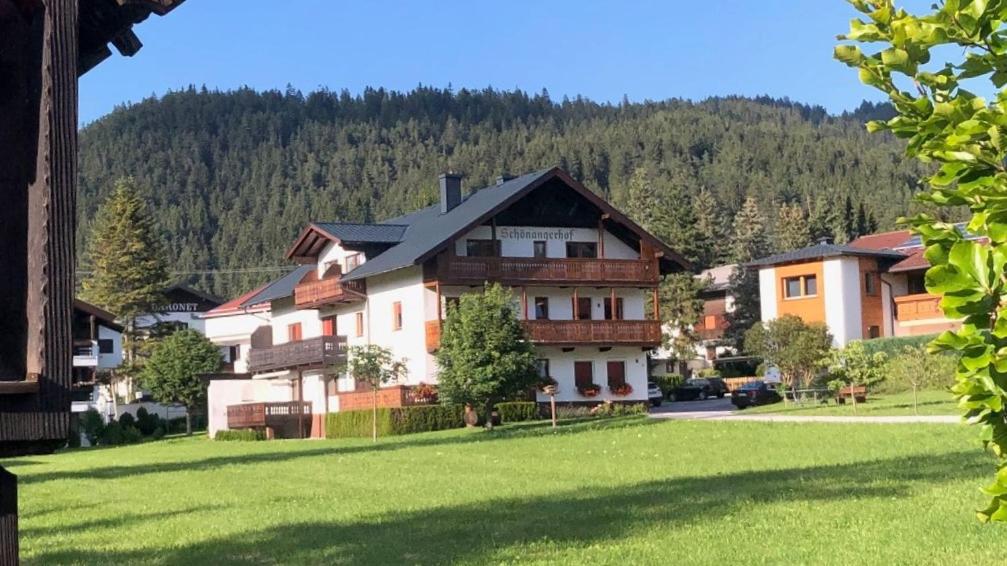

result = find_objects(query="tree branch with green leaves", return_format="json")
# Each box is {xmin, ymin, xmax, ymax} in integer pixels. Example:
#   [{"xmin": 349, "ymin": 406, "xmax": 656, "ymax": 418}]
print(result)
[{"xmin": 837, "ymin": 0, "xmax": 1007, "ymax": 522}]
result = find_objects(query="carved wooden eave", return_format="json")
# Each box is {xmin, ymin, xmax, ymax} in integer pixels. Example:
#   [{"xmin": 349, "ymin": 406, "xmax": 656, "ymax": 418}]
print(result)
[{"xmin": 79, "ymin": 0, "xmax": 187, "ymax": 74}]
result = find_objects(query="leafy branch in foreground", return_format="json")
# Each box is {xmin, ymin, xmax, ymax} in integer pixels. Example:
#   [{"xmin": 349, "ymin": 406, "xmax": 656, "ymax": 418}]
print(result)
[{"xmin": 837, "ymin": 0, "xmax": 1007, "ymax": 522}]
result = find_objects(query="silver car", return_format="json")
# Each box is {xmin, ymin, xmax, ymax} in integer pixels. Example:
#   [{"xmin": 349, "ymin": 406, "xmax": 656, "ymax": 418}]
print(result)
[{"xmin": 647, "ymin": 382, "xmax": 663, "ymax": 407}]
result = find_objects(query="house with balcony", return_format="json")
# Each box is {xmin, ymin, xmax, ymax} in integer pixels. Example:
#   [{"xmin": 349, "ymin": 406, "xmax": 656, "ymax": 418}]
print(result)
[
  {"xmin": 71, "ymin": 300, "xmax": 124, "ymax": 399},
  {"xmin": 205, "ymin": 167, "xmax": 689, "ymax": 438},
  {"xmin": 749, "ymin": 228, "xmax": 970, "ymax": 346}
]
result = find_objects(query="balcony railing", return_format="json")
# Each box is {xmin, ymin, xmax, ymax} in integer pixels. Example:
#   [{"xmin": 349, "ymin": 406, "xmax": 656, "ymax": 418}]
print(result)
[
  {"xmin": 226, "ymin": 401, "xmax": 312, "ymax": 429},
  {"xmin": 72, "ymin": 340, "xmax": 98, "ymax": 368},
  {"xmin": 523, "ymin": 320, "xmax": 662, "ymax": 346},
  {"xmin": 426, "ymin": 319, "xmax": 662, "ymax": 352},
  {"xmin": 435, "ymin": 256, "xmax": 660, "ymax": 286},
  {"xmin": 294, "ymin": 274, "xmax": 365, "ymax": 308},
  {"xmin": 248, "ymin": 336, "xmax": 348, "ymax": 374},
  {"xmin": 894, "ymin": 293, "xmax": 943, "ymax": 322}
]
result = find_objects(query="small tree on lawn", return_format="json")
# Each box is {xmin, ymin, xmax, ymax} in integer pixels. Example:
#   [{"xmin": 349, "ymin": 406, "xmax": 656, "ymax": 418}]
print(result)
[
  {"xmin": 140, "ymin": 329, "xmax": 220, "ymax": 435},
  {"xmin": 347, "ymin": 345, "xmax": 407, "ymax": 442},
  {"xmin": 436, "ymin": 283, "xmax": 540, "ymax": 430},
  {"xmin": 820, "ymin": 340, "xmax": 887, "ymax": 413},
  {"xmin": 744, "ymin": 315, "xmax": 833, "ymax": 401}
]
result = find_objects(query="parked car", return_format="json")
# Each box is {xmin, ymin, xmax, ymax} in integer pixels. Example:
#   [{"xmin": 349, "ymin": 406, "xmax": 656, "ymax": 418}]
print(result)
[
  {"xmin": 668, "ymin": 377, "xmax": 728, "ymax": 402},
  {"xmin": 647, "ymin": 382, "xmax": 663, "ymax": 407},
  {"xmin": 730, "ymin": 380, "xmax": 782, "ymax": 409}
]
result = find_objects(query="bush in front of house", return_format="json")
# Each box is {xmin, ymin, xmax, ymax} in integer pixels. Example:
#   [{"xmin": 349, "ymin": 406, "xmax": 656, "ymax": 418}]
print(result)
[
  {"xmin": 878, "ymin": 344, "xmax": 957, "ymax": 394},
  {"xmin": 495, "ymin": 402, "xmax": 539, "ymax": 423},
  {"xmin": 859, "ymin": 334, "xmax": 939, "ymax": 358},
  {"xmin": 80, "ymin": 408, "xmax": 105, "ymax": 445},
  {"xmin": 214, "ymin": 429, "xmax": 266, "ymax": 441},
  {"xmin": 326, "ymin": 405, "xmax": 464, "ymax": 438}
]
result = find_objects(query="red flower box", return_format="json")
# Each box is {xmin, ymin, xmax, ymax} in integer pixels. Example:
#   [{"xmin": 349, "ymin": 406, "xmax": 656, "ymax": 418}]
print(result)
[
  {"xmin": 609, "ymin": 383, "xmax": 633, "ymax": 396},
  {"xmin": 578, "ymin": 384, "xmax": 601, "ymax": 397}
]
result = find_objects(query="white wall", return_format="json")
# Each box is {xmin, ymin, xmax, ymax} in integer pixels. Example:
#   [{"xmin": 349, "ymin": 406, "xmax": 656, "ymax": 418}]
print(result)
[
  {"xmin": 97, "ymin": 325, "xmax": 123, "ymax": 370},
  {"xmin": 454, "ymin": 226, "xmax": 638, "ymax": 259},
  {"xmin": 532, "ymin": 347, "xmax": 649, "ymax": 403},
  {"xmin": 758, "ymin": 267, "xmax": 778, "ymax": 322},
  {"xmin": 203, "ymin": 310, "xmax": 272, "ymax": 373},
  {"xmin": 440, "ymin": 286, "xmax": 646, "ymax": 322},
  {"xmin": 823, "ymin": 257, "xmax": 863, "ymax": 346},
  {"xmin": 318, "ymin": 240, "xmax": 365, "ymax": 277},
  {"xmin": 363, "ymin": 266, "xmax": 431, "ymax": 384},
  {"xmin": 270, "ymin": 297, "xmax": 323, "ymax": 345}
]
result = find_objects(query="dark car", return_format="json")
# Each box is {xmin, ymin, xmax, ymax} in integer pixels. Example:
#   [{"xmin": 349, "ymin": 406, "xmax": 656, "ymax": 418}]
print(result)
[
  {"xmin": 730, "ymin": 380, "xmax": 782, "ymax": 409},
  {"xmin": 668, "ymin": 377, "xmax": 728, "ymax": 402}
]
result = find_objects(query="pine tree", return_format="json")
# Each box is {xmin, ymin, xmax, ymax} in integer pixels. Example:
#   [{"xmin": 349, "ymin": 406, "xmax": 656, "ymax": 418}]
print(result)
[
  {"xmin": 81, "ymin": 177, "xmax": 172, "ymax": 400},
  {"xmin": 832, "ymin": 195, "xmax": 856, "ymax": 244},
  {"xmin": 774, "ymin": 202, "xmax": 811, "ymax": 252},
  {"xmin": 692, "ymin": 189, "xmax": 727, "ymax": 270},
  {"xmin": 807, "ymin": 196, "xmax": 837, "ymax": 243},
  {"xmin": 725, "ymin": 196, "xmax": 769, "ymax": 347}
]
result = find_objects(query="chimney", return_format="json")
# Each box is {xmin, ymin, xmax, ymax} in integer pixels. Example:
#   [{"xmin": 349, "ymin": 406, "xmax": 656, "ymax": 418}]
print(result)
[
  {"xmin": 496, "ymin": 173, "xmax": 516, "ymax": 186},
  {"xmin": 439, "ymin": 172, "xmax": 463, "ymax": 214}
]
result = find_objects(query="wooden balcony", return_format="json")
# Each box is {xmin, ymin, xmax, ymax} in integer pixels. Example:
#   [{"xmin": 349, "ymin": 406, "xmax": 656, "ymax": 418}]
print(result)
[
  {"xmin": 435, "ymin": 256, "xmax": 660, "ymax": 286},
  {"xmin": 248, "ymin": 336, "xmax": 348, "ymax": 374},
  {"xmin": 894, "ymin": 293, "xmax": 943, "ymax": 321},
  {"xmin": 294, "ymin": 273, "xmax": 365, "ymax": 308},
  {"xmin": 426, "ymin": 319, "xmax": 662, "ymax": 352},
  {"xmin": 523, "ymin": 320, "xmax": 662, "ymax": 346},
  {"xmin": 226, "ymin": 401, "xmax": 312, "ymax": 430}
]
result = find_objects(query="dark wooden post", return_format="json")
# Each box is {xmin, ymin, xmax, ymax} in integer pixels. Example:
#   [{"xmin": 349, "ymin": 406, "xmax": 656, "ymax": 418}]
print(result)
[{"xmin": 0, "ymin": 467, "xmax": 16, "ymax": 566}]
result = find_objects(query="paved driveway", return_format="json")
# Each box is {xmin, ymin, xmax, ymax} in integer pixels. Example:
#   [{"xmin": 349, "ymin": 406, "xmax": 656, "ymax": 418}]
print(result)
[{"xmin": 649, "ymin": 397, "xmax": 736, "ymax": 420}]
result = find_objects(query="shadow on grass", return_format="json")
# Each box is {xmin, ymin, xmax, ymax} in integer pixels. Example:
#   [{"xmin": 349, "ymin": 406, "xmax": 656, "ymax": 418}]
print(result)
[
  {"xmin": 21, "ymin": 504, "xmax": 224, "ymax": 539},
  {"xmin": 17, "ymin": 416, "xmax": 656, "ymax": 486},
  {"xmin": 30, "ymin": 450, "xmax": 986, "ymax": 565}
]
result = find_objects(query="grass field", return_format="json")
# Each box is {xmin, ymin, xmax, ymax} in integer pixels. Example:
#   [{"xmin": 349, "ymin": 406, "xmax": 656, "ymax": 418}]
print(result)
[
  {"xmin": 4, "ymin": 416, "xmax": 1004, "ymax": 565},
  {"xmin": 741, "ymin": 390, "xmax": 957, "ymax": 416}
]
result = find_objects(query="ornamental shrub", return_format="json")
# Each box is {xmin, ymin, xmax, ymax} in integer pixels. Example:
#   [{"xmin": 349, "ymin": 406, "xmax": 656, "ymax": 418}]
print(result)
[
  {"xmin": 495, "ymin": 402, "xmax": 539, "ymax": 423},
  {"xmin": 326, "ymin": 405, "xmax": 464, "ymax": 438},
  {"xmin": 859, "ymin": 334, "xmax": 939, "ymax": 358},
  {"xmin": 214, "ymin": 429, "xmax": 266, "ymax": 441},
  {"xmin": 118, "ymin": 412, "xmax": 136, "ymax": 429},
  {"xmin": 80, "ymin": 408, "xmax": 105, "ymax": 445},
  {"xmin": 98, "ymin": 422, "xmax": 124, "ymax": 446}
]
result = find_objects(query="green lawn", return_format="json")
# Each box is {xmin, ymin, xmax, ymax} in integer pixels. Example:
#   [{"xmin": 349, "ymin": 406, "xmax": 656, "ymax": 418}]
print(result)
[
  {"xmin": 742, "ymin": 389, "xmax": 957, "ymax": 416},
  {"xmin": 4, "ymin": 416, "xmax": 1004, "ymax": 564}
]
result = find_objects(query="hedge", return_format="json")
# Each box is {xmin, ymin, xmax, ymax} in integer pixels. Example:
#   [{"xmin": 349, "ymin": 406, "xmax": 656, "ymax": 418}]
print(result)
[
  {"xmin": 495, "ymin": 402, "xmax": 539, "ymax": 423},
  {"xmin": 215, "ymin": 429, "xmax": 266, "ymax": 441},
  {"xmin": 860, "ymin": 334, "xmax": 940, "ymax": 358},
  {"xmin": 326, "ymin": 405, "xmax": 464, "ymax": 438}
]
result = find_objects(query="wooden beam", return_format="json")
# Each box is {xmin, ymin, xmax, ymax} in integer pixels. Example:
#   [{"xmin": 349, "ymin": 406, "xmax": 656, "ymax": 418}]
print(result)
[
  {"xmin": 436, "ymin": 282, "xmax": 443, "ymax": 323},
  {"xmin": 610, "ymin": 288, "xmax": 617, "ymax": 320},
  {"xmin": 652, "ymin": 288, "xmax": 660, "ymax": 321},
  {"xmin": 522, "ymin": 287, "xmax": 528, "ymax": 320},
  {"xmin": 572, "ymin": 288, "xmax": 579, "ymax": 320}
]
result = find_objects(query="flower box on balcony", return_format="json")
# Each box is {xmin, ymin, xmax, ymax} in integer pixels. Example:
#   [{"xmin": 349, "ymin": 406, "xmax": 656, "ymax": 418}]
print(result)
[
  {"xmin": 577, "ymin": 384, "xmax": 601, "ymax": 397},
  {"xmin": 609, "ymin": 383, "xmax": 633, "ymax": 397}
]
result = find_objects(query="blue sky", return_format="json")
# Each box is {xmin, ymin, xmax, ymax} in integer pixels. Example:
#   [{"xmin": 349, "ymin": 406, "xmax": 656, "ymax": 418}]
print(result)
[{"xmin": 79, "ymin": 1, "xmax": 932, "ymax": 125}]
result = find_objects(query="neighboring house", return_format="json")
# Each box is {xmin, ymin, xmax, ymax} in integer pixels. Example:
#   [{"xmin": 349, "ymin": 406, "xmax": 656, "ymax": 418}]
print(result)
[
  {"xmin": 205, "ymin": 168, "xmax": 689, "ymax": 438},
  {"xmin": 749, "ymin": 229, "xmax": 969, "ymax": 346},
  {"xmin": 651, "ymin": 264, "xmax": 737, "ymax": 378},
  {"xmin": 71, "ymin": 299, "xmax": 124, "ymax": 406},
  {"xmin": 136, "ymin": 283, "xmax": 224, "ymax": 334}
]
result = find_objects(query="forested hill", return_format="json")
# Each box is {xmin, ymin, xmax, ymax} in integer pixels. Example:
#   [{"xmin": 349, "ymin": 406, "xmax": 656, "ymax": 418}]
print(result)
[{"xmin": 77, "ymin": 87, "xmax": 927, "ymax": 297}]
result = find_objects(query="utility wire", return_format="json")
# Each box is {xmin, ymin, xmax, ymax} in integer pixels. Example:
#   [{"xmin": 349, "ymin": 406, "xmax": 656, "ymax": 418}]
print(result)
[{"xmin": 76, "ymin": 266, "xmax": 298, "ymax": 276}]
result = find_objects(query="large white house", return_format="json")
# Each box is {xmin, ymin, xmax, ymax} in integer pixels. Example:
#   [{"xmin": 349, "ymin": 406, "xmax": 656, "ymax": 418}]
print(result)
[{"xmin": 205, "ymin": 168, "xmax": 689, "ymax": 437}]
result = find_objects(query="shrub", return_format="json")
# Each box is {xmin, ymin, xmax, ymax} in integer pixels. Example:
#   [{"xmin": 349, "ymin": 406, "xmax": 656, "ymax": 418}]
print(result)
[
  {"xmin": 214, "ymin": 429, "xmax": 266, "ymax": 441},
  {"xmin": 555, "ymin": 405, "xmax": 593, "ymax": 419},
  {"xmin": 80, "ymin": 408, "xmax": 105, "ymax": 445},
  {"xmin": 122, "ymin": 425, "xmax": 143, "ymax": 444},
  {"xmin": 860, "ymin": 334, "xmax": 939, "ymax": 358},
  {"xmin": 99, "ymin": 422, "xmax": 124, "ymax": 446},
  {"xmin": 151, "ymin": 426, "xmax": 166, "ymax": 440},
  {"xmin": 326, "ymin": 405, "xmax": 464, "ymax": 438},
  {"xmin": 496, "ymin": 402, "xmax": 539, "ymax": 423},
  {"xmin": 698, "ymin": 368, "xmax": 721, "ymax": 378},
  {"xmin": 879, "ymin": 345, "xmax": 957, "ymax": 394},
  {"xmin": 118, "ymin": 412, "xmax": 136, "ymax": 429},
  {"xmin": 652, "ymin": 374, "xmax": 682, "ymax": 395},
  {"xmin": 591, "ymin": 401, "xmax": 649, "ymax": 417},
  {"xmin": 136, "ymin": 409, "xmax": 162, "ymax": 436}
]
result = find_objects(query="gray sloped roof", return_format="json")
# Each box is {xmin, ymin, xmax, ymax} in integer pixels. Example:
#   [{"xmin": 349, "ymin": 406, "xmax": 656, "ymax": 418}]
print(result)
[
  {"xmin": 312, "ymin": 222, "xmax": 408, "ymax": 244},
  {"xmin": 341, "ymin": 169, "xmax": 554, "ymax": 282},
  {"xmin": 239, "ymin": 265, "xmax": 314, "ymax": 307},
  {"xmin": 747, "ymin": 243, "xmax": 907, "ymax": 267}
]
